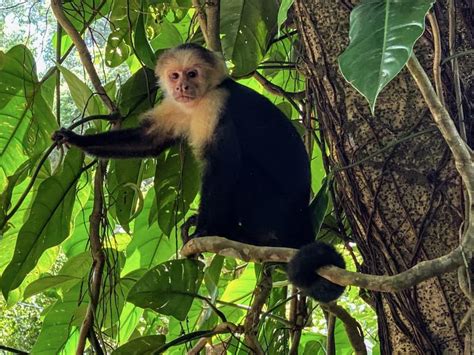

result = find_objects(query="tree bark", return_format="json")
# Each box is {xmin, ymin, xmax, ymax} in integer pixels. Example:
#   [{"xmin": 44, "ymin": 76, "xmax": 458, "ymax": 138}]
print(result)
[{"xmin": 293, "ymin": 1, "xmax": 472, "ymax": 353}]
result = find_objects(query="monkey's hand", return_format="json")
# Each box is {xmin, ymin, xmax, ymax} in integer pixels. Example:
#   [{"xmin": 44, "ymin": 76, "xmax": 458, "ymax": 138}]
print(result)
[{"xmin": 51, "ymin": 128, "xmax": 78, "ymax": 146}]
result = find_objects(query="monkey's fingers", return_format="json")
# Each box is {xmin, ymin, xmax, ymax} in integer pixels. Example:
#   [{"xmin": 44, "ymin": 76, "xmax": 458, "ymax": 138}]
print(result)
[{"xmin": 51, "ymin": 128, "xmax": 73, "ymax": 145}]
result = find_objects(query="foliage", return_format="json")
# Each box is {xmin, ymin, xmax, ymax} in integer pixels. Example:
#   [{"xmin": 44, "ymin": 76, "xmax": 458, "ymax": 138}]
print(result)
[{"xmin": 0, "ymin": 0, "xmax": 436, "ymax": 353}]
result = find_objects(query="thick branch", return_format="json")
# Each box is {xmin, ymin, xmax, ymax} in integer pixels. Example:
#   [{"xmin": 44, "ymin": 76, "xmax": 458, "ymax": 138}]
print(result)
[
  {"xmin": 205, "ymin": 0, "xmax": 222, "ymax": 52},
  {"xmin": 50, "ymin": 0, "xmax": 116, "ymax": 112},
  {"xmin": 181, "ymin": 237, "xmax": 465, "ymax": 292}
]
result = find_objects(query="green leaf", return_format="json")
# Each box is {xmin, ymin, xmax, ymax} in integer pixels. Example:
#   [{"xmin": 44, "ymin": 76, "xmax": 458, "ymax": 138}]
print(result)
[
  {"xmin": 106, "ymin": 27, "xmax": 132, "ymax": 67},
  {"xmin": 58, "ymin": 65, "xmax": 105, "ymax": 115},
  {"xmin": 134, "ymin": 9, "xmax": 156, "ymax": 69},
  {"xmin": 118, "ymin": 67, "xmax": 158, "ymax": 116},
  {"xmin": 117, "ymin": 303, "xmax": 144, "ymax": 345},
  {"xmin": 309, "ymin": 177, "xmax": 331, "ymax": 238},
  {"xmin": 30, "ymin": 285, "xmax": 85, "ymax": 354},
  {"xmin": 277, "ymin": 0, "xmax": 294, "ymax": 35},
  {"xmin": 23, "ymin": 252, "xmax": 92, "ymax": 299},
  {"xmin": 154, "ymin": 146, "xmax": 199, "ymax": 236},
  {"xmin": 62, "ymin": 197, "xmax": 94, "ymax": 257},
  {"xmin": 107, "ymin": 116, "xmax": 146, "ymax": 231},
  {"xmin": 0, "ymin": 45, "xmax": 57, "ymax": 187},
  {"xmin": 221, "ymin": 0, "xmax": 279, "ymax": 77},
  {"xmin": 149, "ymin": 19, "xmax": 184, "ymax": 51},
  {"xmin": 127, "ymin": 259, "xmax": 205, "ymax": 321},
  {"xmin": 122, "ymin": 189, "xmax": 175, "ymax": 275},
  {"xmin": 1, "ymin": 148, "xmax": 84, "ymax": 297},
  {"xmin": 112, "ymin": 335, "xmax": 166, "ymax": 355},
  {"xmin": 338, "ymin": 0, "xmax": 434, "ymax": 113}
]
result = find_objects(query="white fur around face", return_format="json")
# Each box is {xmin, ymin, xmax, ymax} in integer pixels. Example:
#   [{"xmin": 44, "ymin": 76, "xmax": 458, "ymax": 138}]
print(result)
[{"xmin": 143, "ymin": 88, "xmax": 228, "ymax": 156}]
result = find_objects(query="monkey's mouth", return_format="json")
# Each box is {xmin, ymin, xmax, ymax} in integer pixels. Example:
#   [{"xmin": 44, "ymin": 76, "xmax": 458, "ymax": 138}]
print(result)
[{"xmin": 174, "ymin": 95, "xmax": 196, "ymax": 103}]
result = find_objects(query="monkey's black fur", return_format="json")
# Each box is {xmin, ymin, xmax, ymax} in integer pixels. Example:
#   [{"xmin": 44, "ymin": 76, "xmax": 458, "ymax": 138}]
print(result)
[
  {"xmin": 53, "ymin": 45, "xmax": 346, "ymax": 302},
  {"xmin": 287, "ymin": 242, "xmax": 346, "ymax": 302}
]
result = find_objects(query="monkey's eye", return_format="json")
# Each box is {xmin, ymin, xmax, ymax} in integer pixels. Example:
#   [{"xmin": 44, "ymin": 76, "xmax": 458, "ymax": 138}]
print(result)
[
  {"xmin": 170, "ymin": 72, "xmax": 179, "ymax": 80},
  {"xmin": 187, "ymin": 70, "xmax": 198, "ymax": 78}
]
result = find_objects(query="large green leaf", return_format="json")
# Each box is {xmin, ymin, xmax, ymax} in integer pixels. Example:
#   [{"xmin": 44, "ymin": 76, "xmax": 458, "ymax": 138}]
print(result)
[
  {"xmin": 220, "ymin": 0, "xmax": 279, "ymax": 77},
  {"xmin": 112, "ymin": 335, "xmax": 166, "ymax": 355},
  {"xmin": 154, "ymin": 146, "xmax": 199, "ymax": 236},
  {"xmin": 338, "ymin": 0, "xmax": 434, "ymax": 113},
  {"xmin": 117, "ymin": 302, "xmax": 144, "ymax": 345},
  {"xmin": 127, "ymin": 259, "xmax": 205, "ymax": 321},
  {"xmin": 1, "ymin": 148, "xmax": 84, "ymax": 297},
  {"xmin": 134, "ymin": 9, "xmax": 156, "ymax": 69},
  {"xmin": 122, "ymin": 189, "xmax": 175, "ymax": 275},
  {"xmin": 30, "ymin": 285, "xmax": 85, "ymax": 355},
  {"xmin": 23, "ymin": 252, "xmax": 92, "ymax": 299},
  {"xmin": 58, "ymin": 65, "xmax": 105, "ymax": 116},
  {"xmin": 0, "ymin": 45, "xmax": 57, "ymax": 189},
  {"xmin": 118, "ymin": 66, "xmax": 158, "ymax": 117}
]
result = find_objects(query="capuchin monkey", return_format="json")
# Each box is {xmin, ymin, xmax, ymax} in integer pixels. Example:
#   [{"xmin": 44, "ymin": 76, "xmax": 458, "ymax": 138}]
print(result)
[{"xmin": 52, "ymin": 43, "xmax": 345, "ymax": 302}]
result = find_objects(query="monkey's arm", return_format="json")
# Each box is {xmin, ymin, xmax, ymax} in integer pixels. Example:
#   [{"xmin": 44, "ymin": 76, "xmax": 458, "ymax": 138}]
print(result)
[{"xmin": 52, "ymin": 126, "xmax": 176, "ymax": 158}]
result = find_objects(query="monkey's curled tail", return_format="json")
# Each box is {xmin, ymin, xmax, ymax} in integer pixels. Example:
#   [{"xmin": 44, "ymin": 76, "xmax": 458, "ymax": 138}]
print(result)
[{"xmin": 287, "ymin": 242, "xmax": 346, "ymax": 303}]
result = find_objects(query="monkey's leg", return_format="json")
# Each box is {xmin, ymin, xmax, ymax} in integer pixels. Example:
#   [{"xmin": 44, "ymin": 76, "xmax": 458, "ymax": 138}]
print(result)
[{"xmin": 53, "ymin": 127, "xmax": 176, "ymax": 158}]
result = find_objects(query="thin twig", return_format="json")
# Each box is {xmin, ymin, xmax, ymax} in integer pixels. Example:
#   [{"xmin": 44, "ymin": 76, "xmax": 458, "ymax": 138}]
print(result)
[
  {"xmin": 76, "ymin": 161, "xmax": 106, "ymax": 355},
  {"xmin": 406, "ymin": 55, "xmax": 473, "ymax": 252},
  {"xmin": 243, "ymin": 267, "xmax": 272, "ymax": 355},
  {"xmin": 447, "ymin": 0, "xmax": 466, "ymax": 141},
  {"xmin": 187, "ymin": 322, "xmax": 242, "ymax": 355},
  {"xmin": 192, "ymin": 0, "xmax": 209, "ymax": 46},
  {"xmin": 321, "ymin": 303, "xmax": 367, "ymax": 355},
  {"xmin": 427, "ymin": 12, "xmax": 445, "ymax": 106}
]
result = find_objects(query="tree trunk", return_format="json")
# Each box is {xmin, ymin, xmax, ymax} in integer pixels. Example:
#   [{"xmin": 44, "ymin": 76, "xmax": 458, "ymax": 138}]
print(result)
[{"xmin": 293, "ymin": 0, "xmax": 472, "ymax": 353}]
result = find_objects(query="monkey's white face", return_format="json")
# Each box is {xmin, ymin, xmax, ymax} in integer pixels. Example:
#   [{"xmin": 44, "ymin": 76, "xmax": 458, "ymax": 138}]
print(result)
[
  {"xmin": 166, "ymin": 67, "xmax": 202, "ymax": 104},
  {"xmin": 156, "ymin": 49, "xmax": 227, "ymax": 107}
]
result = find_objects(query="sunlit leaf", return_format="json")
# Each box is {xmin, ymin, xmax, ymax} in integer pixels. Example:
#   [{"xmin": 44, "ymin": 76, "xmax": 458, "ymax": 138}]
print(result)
[
  {"xmin": 1, "ymin": 148, "xmax": 84, "ymax": 297},
  {"xmin": 30, "ymin": 285, "xmax": 85, "ymax": 354},
  {"xmin": 0, "ymin": 45, "xmax": 57, "ymax": 189},
  {"xmin": 23, "ymin": 252, "xmax": 92, "ymax": 299},
  {"xmin": 106, "ymin": 27, "xmax": 132, "ymax": 67},
  {"xmin": 58, "ymin": 65, "xmax": 105, "ymax": 115},
  {"xmin": 122, "ymin": 189, "xmax": 175, "ymax": 275}
]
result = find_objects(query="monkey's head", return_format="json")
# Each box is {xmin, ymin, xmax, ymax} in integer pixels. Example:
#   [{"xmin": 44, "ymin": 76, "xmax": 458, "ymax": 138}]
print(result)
[{"xmin": 156, "ymin": 44, "xmax": 228, "ymax": 105}]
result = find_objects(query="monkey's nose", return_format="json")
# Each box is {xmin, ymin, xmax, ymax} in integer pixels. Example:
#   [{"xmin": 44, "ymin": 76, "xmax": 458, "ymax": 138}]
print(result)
[{"xmin": 176, "ymin": 85, "xmax": 189, "ymax": 92}]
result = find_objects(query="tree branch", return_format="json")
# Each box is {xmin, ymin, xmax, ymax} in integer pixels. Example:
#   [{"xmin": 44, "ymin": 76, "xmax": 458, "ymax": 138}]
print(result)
[
  {"xmin": 321, "ymin": 303, "xmax": 367, "ymax": 355},
  {"xmin": 50, "ymin": 0, "xmax": 117, "ymax": 113},
  {"xmin": 243, "ymin": 268, "xmax": 272, "ymax": 354},
  {"xmin": 406, "ymin": 55, "xmax": 473, "ymax": 254},
  {"xmin": 187, "ymin": 322, "xmax": 242, "ymax": 355},
  {"xmin": 181, "ymin": 237, "xmax": 465, "ymax": 292},
  {"xmin": 205, "ymin": 0, "xmax": 222, "ymax": 52}
]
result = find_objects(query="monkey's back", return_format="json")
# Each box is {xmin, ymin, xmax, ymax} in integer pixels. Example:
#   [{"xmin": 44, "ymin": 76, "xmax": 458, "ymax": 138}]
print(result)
[{"xmin": 205, "ymin": 79, "xmax": 313, "ymax": 248}]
